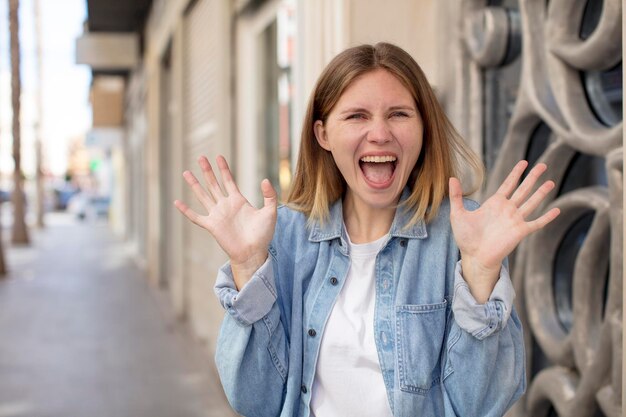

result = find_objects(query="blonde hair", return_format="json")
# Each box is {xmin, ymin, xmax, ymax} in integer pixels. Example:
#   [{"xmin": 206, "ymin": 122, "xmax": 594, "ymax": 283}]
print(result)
[{"xmin": 287, "ymin": 42, "xmax": 484, "ymax": 226}]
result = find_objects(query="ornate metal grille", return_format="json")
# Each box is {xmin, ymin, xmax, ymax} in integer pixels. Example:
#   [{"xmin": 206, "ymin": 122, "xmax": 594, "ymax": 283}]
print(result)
[{"xmin": 463, "ymin": 0, "xmax": 622, "ymax": 416}]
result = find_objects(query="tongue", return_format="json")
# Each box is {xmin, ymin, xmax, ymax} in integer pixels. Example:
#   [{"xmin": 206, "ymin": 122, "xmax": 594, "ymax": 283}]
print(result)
[{"xmin": 361, "ymin": 162, "xmax": 394, "ymax": 184}]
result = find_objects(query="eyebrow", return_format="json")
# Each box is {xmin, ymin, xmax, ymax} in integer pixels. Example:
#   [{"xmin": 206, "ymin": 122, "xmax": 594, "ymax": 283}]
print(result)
[
  {"xmin": 388, "ymin": 105, "xmax": 416, "ymax": 112},
  {"xmin": 338, "ymin": 105, "xmax": 416, "ymax": 115}
]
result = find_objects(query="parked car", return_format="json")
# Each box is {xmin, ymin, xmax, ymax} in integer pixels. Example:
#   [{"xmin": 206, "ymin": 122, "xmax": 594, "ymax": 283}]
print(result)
[
  {"xmin": 67, "ymin": 193, "xmax": 111, "ymax": 220},
  {"xmin": 0, "ymin": 190, "xmax": 10, "ymax": 203},
  {"xmin": 53, "ymin": 185, "xmax": 81, "ymax": 210},
  {"xmin": 0, "ymin": 189, "xmax": 27, "ymax": 204}
]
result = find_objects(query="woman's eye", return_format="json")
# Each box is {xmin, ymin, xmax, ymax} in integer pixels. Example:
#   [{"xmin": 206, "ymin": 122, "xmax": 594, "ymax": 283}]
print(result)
[
  {"xmin": 390, "ymin": 111, "xmax": 409, "ymax": 118},
  {"xmin": 346, "ymin": 113, "xmax": 366, "ymax": 120}
]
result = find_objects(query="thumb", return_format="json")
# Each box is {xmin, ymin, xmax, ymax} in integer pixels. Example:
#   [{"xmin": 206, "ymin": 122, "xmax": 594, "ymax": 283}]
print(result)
[
  {"xmin": 448, "ymin": 177, "xmax": 465, "ymax": 216},
  {"xmin": 261, "ymin": 179, "xmax": 278, "ymax": 210}
]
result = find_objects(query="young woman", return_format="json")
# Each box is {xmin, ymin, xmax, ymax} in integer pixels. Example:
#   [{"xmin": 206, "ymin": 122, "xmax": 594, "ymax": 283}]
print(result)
[{"xmin": 175, "ymin": 43, "xmax": 559, "ymax": 417}]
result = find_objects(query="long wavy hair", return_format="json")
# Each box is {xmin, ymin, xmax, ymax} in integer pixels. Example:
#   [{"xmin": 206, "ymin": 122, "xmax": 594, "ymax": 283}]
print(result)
[{"xmin": 287, "ymin": 42, "xmax": 483, "ymax": 226}]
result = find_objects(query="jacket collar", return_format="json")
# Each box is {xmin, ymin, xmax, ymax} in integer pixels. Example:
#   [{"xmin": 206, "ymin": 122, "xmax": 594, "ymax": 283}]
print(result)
[{"xmin": 308, "ymin": 188, "xmax": 428, "ymax": 242}]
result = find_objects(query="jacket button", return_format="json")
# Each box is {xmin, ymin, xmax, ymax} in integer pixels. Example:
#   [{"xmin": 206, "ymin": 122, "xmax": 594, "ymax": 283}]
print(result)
[
  {"xmin": 330, "ymin": 277, "xmax": 338, "ymax": 285},
  {"xmin": 301, "ymin": 384, "xmax": 308, "ymax": 393},
  {"xmin": 400, "ymin": 239, "xmax": 407, "ymax": 247},
  {"xmin": 308, "ymin": 329, "xmax": 317, "ymax": 337}
]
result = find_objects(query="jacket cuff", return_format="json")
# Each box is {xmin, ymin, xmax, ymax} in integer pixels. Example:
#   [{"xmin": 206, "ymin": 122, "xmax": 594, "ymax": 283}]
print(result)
[
  {"xmin": 452, "ymin": 260, "xmax": 514, "ymax": 340},
  {"xmin": 214, "ymin": 257, "xmax": 277, "ymax": 326}
]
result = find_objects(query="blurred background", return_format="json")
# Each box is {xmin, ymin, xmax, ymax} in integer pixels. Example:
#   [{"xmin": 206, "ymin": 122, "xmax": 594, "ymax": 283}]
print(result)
[{"xmin": 0, "ymin": 0, "xmax": 622, "ymax": 416}]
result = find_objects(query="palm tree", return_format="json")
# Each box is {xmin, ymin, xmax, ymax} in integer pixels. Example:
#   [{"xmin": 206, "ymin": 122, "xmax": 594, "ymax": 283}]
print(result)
[
  {"xmin": 9, "ymin": 0, "xmax": 30, "ymax": 244},
  {"xmin": 34, "ymin": 0, "xmax": 44, "ymax": 228}
]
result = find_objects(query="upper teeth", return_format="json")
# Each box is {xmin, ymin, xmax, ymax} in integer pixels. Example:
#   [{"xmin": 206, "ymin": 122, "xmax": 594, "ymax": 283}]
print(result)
[{"xmin": 360, "ymin": 155, "xmax": 397, "ymax": 163}]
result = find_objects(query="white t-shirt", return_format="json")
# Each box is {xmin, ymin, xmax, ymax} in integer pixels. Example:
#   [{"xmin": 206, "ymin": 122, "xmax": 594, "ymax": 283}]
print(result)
[{"xmin": 310, "ymin": 231, "xmax": 393, "ymax": 417}]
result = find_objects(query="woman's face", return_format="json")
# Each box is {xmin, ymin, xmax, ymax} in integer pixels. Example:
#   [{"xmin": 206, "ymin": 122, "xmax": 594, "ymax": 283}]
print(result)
[{"xmin": 314, "ymin": 69, "xmax": 423, "ymax": 211}]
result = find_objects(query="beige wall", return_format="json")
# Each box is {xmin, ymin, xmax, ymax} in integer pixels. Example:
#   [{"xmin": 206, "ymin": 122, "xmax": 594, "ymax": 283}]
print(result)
[
  {"xmin": 142, "ymin": 0, "xmax": 189, "ymax": 316},
  {"xmin": 346, "ymin": 0, "xmax": 442, "ymax": 88},
  {"xmin": 293, "ymin": 0, "xmax": 445, "ymax": 102},
  {"xmin": 143, "ymin": 0, "xmax": 185, "ymax": 289}
]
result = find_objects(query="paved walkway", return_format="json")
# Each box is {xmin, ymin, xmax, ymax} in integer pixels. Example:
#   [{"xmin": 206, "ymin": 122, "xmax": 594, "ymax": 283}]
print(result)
[{"xmin": 0, "ymin": 213, "xmax": 237, "ymax": 417}]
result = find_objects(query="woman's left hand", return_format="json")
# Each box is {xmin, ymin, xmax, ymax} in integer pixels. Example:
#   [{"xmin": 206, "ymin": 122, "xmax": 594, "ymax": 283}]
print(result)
[{"xmin": 448, "ymin": 160, "xmax": 560, "ymax": 303}]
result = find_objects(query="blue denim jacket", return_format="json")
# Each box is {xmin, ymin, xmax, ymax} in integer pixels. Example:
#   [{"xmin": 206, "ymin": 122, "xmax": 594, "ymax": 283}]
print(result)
[{"xmin": 214, "ymin": 194, "xmax": 525, "ymax": 417}]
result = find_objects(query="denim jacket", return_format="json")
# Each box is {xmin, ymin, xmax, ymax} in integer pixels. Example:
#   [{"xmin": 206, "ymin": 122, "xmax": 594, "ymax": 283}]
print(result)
[{"xmin": 214, "ymin": 194, "xmax": 526, "ymax": 417}]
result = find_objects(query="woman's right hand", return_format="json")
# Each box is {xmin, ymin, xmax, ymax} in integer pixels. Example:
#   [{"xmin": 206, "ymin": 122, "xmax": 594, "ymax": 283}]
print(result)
[{"xmin": 174, "ymin": 155, "xmax": 278, "ymax": 290}]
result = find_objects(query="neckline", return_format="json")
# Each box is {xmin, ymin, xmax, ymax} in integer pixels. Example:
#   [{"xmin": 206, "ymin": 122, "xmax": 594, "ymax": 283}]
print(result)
[{"xmin": 344, "ymin": 225, "xmax": 388, "ymax": 258}]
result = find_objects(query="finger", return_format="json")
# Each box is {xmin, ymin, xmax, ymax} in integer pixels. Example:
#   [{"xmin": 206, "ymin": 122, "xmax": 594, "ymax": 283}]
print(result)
[
  {"xmin": 182, "ymin": 170, "xmax": 214, "ymax": 210},
  {"xmin": 526, "ymin": 207, "xmax": 560, "ymax": 233},
  {"xmin": 261, "ymin": 179, "xmax": 278, "ymax": 210},
  {"xmin": 173, "ymin": 199, "xmax": 205, "ymax": 228},
  {"xmin": 495, "ymin": 160, "xmax": 529, "ymax": 198},
  {"xmin": 510, "ymin": 163, "xmax": 547, "ymax": 207},
  {"xmin": 216, "ymin": 155, "xmax": 241, "ymax": 196},
  {"xmin": 198, "ymin": 156, "xmax": 225, "ymax": 201},
  {"xmin": 519, "ymin": 180, "xmax": 556, "ymax": 218},
  {"xmin": 448, "ymin": 177, "xmax": 465, "ymax": 217}
]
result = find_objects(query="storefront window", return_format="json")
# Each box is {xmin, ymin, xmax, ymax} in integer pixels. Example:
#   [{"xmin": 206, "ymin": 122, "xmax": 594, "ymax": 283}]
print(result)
[{"xmin": 257, "ymin": 1, "xmax": 295, "ymax": 201}]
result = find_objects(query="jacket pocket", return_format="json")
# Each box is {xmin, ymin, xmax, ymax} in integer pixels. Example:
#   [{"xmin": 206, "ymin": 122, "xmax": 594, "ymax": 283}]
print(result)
[{"xmin": 395, "ymin": 300, "xmax": 447, "ymax": 395}]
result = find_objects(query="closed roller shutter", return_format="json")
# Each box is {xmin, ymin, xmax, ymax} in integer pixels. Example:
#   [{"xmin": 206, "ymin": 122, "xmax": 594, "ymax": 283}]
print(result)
[{"xmin": 181, "ymin": 0, "xmax": 231, "ymax": 344}]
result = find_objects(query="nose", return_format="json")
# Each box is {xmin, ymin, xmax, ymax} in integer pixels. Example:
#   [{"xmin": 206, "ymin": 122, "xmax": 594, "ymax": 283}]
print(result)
[{"xmin": 367, "ymin": 117, "xmax": 392, "ymax": 144}]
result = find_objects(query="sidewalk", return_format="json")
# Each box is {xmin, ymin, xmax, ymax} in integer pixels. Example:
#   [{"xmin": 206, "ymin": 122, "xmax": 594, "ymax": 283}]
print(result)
[{"xmin": 0, "ymin": 213, "xmax": 237, "ymax": 417}]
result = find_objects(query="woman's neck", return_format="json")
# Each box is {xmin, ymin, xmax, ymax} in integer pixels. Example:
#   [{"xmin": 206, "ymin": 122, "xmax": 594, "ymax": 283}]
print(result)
[{"xmin": 342, "ymin": 193, "xmax": 396, "ymax": 244}]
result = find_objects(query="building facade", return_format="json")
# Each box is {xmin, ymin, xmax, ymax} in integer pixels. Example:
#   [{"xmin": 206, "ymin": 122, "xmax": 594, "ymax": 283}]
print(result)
[{"xmin": 78, "ymin": 0, "xmax": 623, "ymax": 415}]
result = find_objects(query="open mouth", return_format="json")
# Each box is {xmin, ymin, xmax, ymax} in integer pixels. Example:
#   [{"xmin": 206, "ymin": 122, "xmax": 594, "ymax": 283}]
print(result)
[{"xmin": 359, "ymin": 155, "xmax": 397, "ymax": 186}]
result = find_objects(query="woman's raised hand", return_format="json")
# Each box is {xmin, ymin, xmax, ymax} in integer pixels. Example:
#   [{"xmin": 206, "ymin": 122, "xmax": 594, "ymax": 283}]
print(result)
[
  {"xmin": 174, "ymin": 155, "xmax": 278, "ymax": 290},
  {"xmin": 448, "ymin": 160, "xmax": 560, "ymax": 303}
]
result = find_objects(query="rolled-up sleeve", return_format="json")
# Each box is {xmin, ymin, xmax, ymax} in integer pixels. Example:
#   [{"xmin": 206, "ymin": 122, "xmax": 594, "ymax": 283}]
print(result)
[
  {"xmin": 451, "ymin": 260, "xmax": 514, "ymax": 340},
  {"xmin": 214, "ymin": 257, "xmax": 277, "ymax": 326}
]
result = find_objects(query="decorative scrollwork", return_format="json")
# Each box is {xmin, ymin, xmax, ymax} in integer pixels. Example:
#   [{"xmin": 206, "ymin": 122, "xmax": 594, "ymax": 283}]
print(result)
[
  {"xmin": 464, "ymin": 7, "xmax": 522, "ymax": 67},
  {"xmin": 462, "ymin": 0, "xmax": 623, "ymax": 416}
]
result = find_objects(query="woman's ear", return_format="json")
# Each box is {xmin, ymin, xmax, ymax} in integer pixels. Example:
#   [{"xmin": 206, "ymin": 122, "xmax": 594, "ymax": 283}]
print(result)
[{"xmin": 314, "ymin": 120, "xmax": 331, "ymax": 151}]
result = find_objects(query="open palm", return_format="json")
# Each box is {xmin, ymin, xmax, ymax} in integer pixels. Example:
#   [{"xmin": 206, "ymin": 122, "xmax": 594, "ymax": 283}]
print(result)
[
  {"xmin": 449, "ymin": 161, "xmax": 560, "ymax": 274},
  {"xmin": 174, "ymin": 155, "xmax": 277, "ymax": 288}
]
